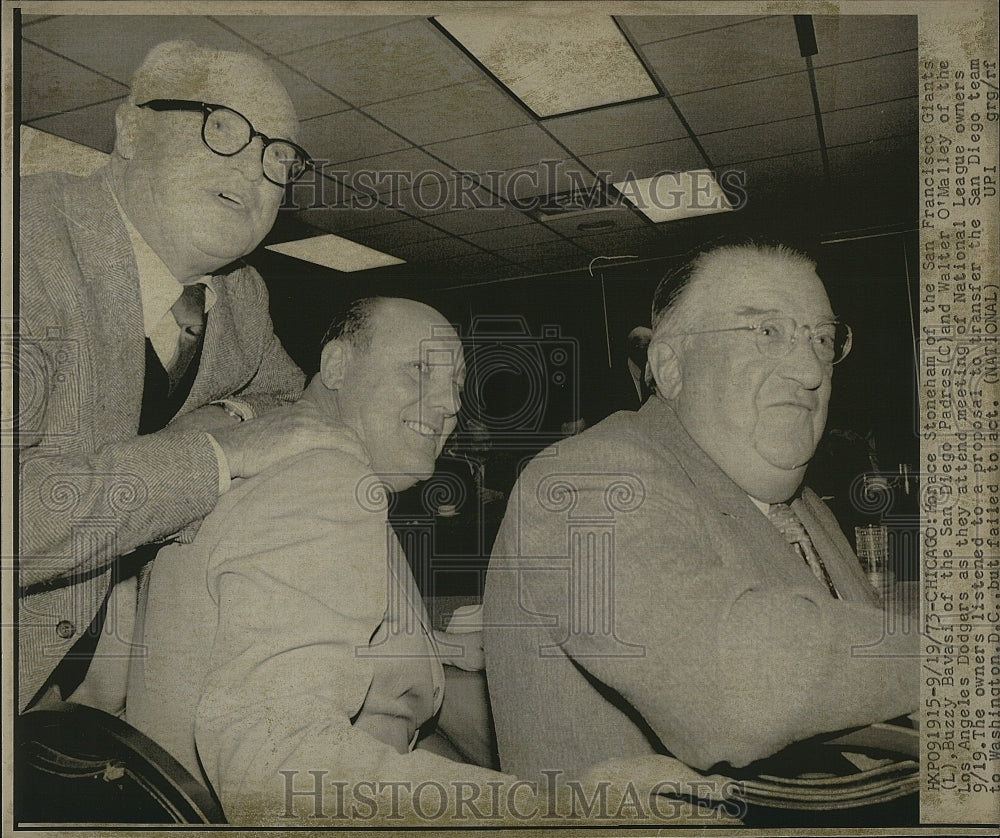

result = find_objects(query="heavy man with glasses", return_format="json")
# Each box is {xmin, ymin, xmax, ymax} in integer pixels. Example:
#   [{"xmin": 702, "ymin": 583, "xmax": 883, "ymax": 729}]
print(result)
[
  {"xmin": 18, "ymin": 40, "xmax": 360, "ymax": 715},
  {"xmin": 483, "ymin": 240, "xmax": 918, "ymax": 805}
]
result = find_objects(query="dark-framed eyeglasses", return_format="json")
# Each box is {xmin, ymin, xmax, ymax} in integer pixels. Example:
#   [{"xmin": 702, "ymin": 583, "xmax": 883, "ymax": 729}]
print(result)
[
  {"xmin": 667, "ymin": 316, "xmax": 853, "ymax": 365},
  {"xmin": 137, "ymin": 99, "xmax": 312, "ymax": 187}
]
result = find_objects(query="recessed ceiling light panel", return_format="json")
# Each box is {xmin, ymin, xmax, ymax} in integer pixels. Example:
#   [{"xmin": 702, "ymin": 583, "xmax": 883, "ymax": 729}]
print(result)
[
  {"xmin": 434, "ymin": 14, "xmax": 659, "ymax": 118},
  {"xmin": 266, "ymin": 235, "xmax": 404, "ymax": 272},
  {"xmin": 612, "ymin": 170, "xmax": 734, "ymax": 223}
]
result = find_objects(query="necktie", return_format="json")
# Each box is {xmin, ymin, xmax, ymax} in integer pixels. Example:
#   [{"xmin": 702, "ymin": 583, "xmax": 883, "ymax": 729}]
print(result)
[
  {"xmin": 768, "ymin": 502, "xmax": 840, "ymax": 598},
  {"xmin": 167, "ymin": 282, "xmax": 206, "ymax": 395}
]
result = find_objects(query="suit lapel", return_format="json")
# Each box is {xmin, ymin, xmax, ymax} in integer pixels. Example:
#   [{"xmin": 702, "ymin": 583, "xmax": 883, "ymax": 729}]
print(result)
[
  {"xmin": 180, "ymin": 272, "xmax": 247, "ymax": 414},
  {"xmin": 62, "ymin": 168, "xmax": 146, "ymax": 439},
  {"xmin": 639, "ymin": 399, "xmax": 849, "ymax": 591}
]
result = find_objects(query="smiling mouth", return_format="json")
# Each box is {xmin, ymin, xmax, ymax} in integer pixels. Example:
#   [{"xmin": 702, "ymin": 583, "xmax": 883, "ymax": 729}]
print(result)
[
  {"xmin": 771, "ymin": 401, "xmax": 815, "ymax": 412},
  {"xmin": 404, "ymin": 420, "xmax": 439, "ymax": 437}
]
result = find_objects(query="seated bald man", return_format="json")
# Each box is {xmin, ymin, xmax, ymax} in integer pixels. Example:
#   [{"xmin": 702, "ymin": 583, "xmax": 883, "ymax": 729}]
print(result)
[
  {"xmin": 484, "ymin": 241, "xmax": 918, "ymax": 793},
  {"xmin": 127, "ymin": 298, "xmax": 520, "ymax": 821}
]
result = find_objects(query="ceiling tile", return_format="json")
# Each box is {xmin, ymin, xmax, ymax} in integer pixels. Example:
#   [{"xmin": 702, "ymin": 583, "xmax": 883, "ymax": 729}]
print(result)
[
  {"xmin": 811, "ymin": 16, "xmax": 917, "ymax": 66},
  {"xmin": 348, "ymin": 218, "xmax": 450, "ymax": 251},
  {"xmin": 420, "ymin": 253, "xmax": 518, "ymax": 281},
  {"xmin": 718, "ymin": 150, "xmax": 824, "ymax": 196},
  {"xmin": 324, "ymin": 147, "xmax": 457, "ymax": 195},
  {"xmin": 297, "ymin": 109, "xmax": 409, "ymax": 165},
  {"xmin": 22, "ymin": 16, "xmax": 266, "ymax": 85},
  {"xmin": 822, "ymin": 98, "xmax": 917, "ymax": 147},
  {"xmin": 581, "ymin": 137, "xmax": 706, "ymax": 182},
  {"xmin": 26, "ymin": 97, "xmax": 122, "ymax": 153},
  {"xmin": 496, "ymin": 238, "xmax": 589, "ymax": 266},
  {"xmin": 388, "ymin": 181, "xmax": 498, "ymax": 217},
  {"xmin": 574, "ymin": 227, "xmax": 662, "ymax": 256},
  {"xmin": 300, "ymin": 201, "xmax": 411, "ymax": 234},
  {"xmin": 544, "ymin": 97, "xmax": 686, "ymax": 157},
  {"xmin": 20, "ymin": 124, "xmax": 108, "ymax": 176},
  {"xmin": 814, "ymin": 52, "xmax": 918, "ymax": 113},
  {"xmin": 281, "ymin": 18, "xmax": 478, "ymax": 107},
  {"xmin": 642, "ymin": 16, "xmax": 804, "ymax": 95},
  {"xmin": 828, "ymin": 134, "xmax": 918, "ymax": 176},
  {"xmin": 423, "ymin": 207, "xmax": 535, "ymax": 236},
  {"xmin": 213, "ymin": 14, "xmax": 417, "ymax": 56},
  {"xmin": 391, "ymin": 237, "xmax": 480, "ymax": 263},
  {"xmin": 462, "ymin": 223, "xmax": 562, "ymax": 251},
  {"xmin": 284, "ymin": 171, "xmax": 352, "ymax": 214},
  {"xmin": 263, "ymin": 208, "xmax": 314, "ymax": 245},
  {"xmin": 618, "ymin": 15, "xmax": 767, "ymax": 45},
  {"xmin": 265, "ymin": 58, "xmax": 351, "ymax": 121},
  {"xmin": 675, "ymin": 72, "xmax": 814, "ymax": 135},
  {"xmin": 364, "ymin": 78, "xmax": 533, "ymax": 145},
  {"xmin": 700, "ymin": 115, "xmax": 818, "ymax": 165},
  {"xmin": 20, "ymin": 41, "xmax": 128, "ymax": 121},
  {"xmin": 426, "ymin": 124, "xmax": 569, "ymax": 174}
]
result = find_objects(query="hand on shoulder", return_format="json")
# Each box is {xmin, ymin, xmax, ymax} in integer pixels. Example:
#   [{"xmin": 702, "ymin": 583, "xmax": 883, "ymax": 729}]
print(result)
[{"xmin": 213, "ymin": 400, "xmax": 369, "ymax": 480}]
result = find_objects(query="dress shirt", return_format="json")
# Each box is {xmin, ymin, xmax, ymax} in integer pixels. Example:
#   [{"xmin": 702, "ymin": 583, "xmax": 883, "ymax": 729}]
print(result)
[{"xmin": 116, "ymin": 200, "xmax": 231, "ymax": 494}]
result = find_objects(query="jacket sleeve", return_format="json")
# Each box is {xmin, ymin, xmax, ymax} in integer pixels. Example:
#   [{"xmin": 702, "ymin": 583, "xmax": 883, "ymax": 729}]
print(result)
[
  {"xmin": 17, "ymin": 318, "xmax": 222, "ymax": 588},
  {"xmin": 16, "ymin": 192, "xmax": 222, "ymax": 586},
  {"xmin": 193, "ymin": 455, "xmax": 512, "ymax": 823}
]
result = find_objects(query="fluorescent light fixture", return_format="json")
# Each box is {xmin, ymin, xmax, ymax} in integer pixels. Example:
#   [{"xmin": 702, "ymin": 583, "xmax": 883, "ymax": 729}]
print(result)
[
  {"xmin": 612, "ymin": 170, "xmax": 734, "ymax": 223},
  {"xmin": 434, "ymin": 14, "xmax": 658, "ymax": 118},
  {"xmin": 20, "ymin": 125, "xmax": 107, "ymax": 176},
  {"xmin": 266, "ymin": 235, "xmax": 404, "ymax": 272}
]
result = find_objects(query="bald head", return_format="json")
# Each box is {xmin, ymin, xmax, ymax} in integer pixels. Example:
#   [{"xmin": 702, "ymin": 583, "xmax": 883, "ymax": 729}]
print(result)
[
  {"xmin": 127, "ymin": 40, "xmax": 298, "ymax": 141},
  {"xmin": 315, "ymin": 298, "xmax": 466, "ymax": 491}
]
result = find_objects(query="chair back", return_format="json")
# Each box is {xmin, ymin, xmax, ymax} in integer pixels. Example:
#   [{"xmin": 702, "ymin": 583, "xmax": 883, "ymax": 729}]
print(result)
[{"xmin": 15, "ymin": 702, "xmax": 225, "ymax": 824}]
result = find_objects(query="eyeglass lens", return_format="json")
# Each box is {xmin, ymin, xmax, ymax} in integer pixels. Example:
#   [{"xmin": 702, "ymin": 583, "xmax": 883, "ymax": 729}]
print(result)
[
  {"xmin": 203, "ymin": 108, "xmax": 306, "ymax": 185},
  {"xmin": 756, "ymin": 317, "xmax": 850, "ymax": 363}
]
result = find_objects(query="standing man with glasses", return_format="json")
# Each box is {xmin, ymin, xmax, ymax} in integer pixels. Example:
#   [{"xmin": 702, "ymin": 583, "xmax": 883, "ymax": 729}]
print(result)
[
  {"xmin": 17, "ymin": 40, "xmax": 361, "ymax": 715},
  {"xmin": 483, "ymin": 240, "xmax": 918, "ymax": 804}
]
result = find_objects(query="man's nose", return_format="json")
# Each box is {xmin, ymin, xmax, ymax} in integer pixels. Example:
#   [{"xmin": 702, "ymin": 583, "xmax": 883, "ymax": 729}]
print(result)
[
  {"xmin": 781, "ymin": 331, "xmax": 828, "ymax": 389},
  {"xmin": 426, "ymin": 375, "xmax": 461, "ymax": 416},
  {"xmin": 233, "ymin": 137, "xmax": 265, "ymax": 182}
]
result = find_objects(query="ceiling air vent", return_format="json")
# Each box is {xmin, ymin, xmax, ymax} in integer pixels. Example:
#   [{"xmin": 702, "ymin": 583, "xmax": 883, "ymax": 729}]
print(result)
[{"xmin": 517, "ymin": 185, "xmax": 622, "ymax": 223}]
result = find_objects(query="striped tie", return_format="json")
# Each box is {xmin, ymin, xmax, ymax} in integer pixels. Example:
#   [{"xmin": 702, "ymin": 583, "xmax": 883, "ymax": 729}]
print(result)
[
  {"xmin": 768, "ymin": 502, "xmax": 840, "ymax": 598},
  {"xmin": 167, "ymin": 282, "xmax": 206, "ymax": 395}
]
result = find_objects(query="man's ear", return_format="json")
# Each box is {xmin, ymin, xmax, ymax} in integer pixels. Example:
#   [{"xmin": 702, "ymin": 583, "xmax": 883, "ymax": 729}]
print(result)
[
  {"xmin": 319, "ymin": 340, "xmax": 349, "ymax": 390},
  {"xmin": 647, "ymin": 336, "xmax": 683, "ymax": 400},
  {"xmin": 113, "ymin": 101, "xmax": 141, "ymax": 160}
]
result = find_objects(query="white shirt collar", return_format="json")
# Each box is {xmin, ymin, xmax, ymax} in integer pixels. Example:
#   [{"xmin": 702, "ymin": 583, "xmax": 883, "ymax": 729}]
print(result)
[{"xmin": 112, "ymin": 193, "xmax": 217, "ymax": 337}]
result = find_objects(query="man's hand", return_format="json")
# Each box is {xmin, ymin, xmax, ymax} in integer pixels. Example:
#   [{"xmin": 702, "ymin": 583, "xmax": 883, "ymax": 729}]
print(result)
[
  {"xmin": 164, "ymin": 404, "xmax": 242, "ymax": 436},
  {"xmin": 211, "ymin": 401, "xmax": 369, "ymax": 479}
]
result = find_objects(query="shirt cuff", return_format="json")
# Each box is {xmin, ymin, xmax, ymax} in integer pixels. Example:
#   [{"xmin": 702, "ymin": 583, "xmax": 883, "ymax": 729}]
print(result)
[
  {"xmin": 213, "ymin": 398, "xmax": 256, "ymax": 422},
  {"xmin": 205, "ymin": 433, "xmax": 231, "ymax": 495}
]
